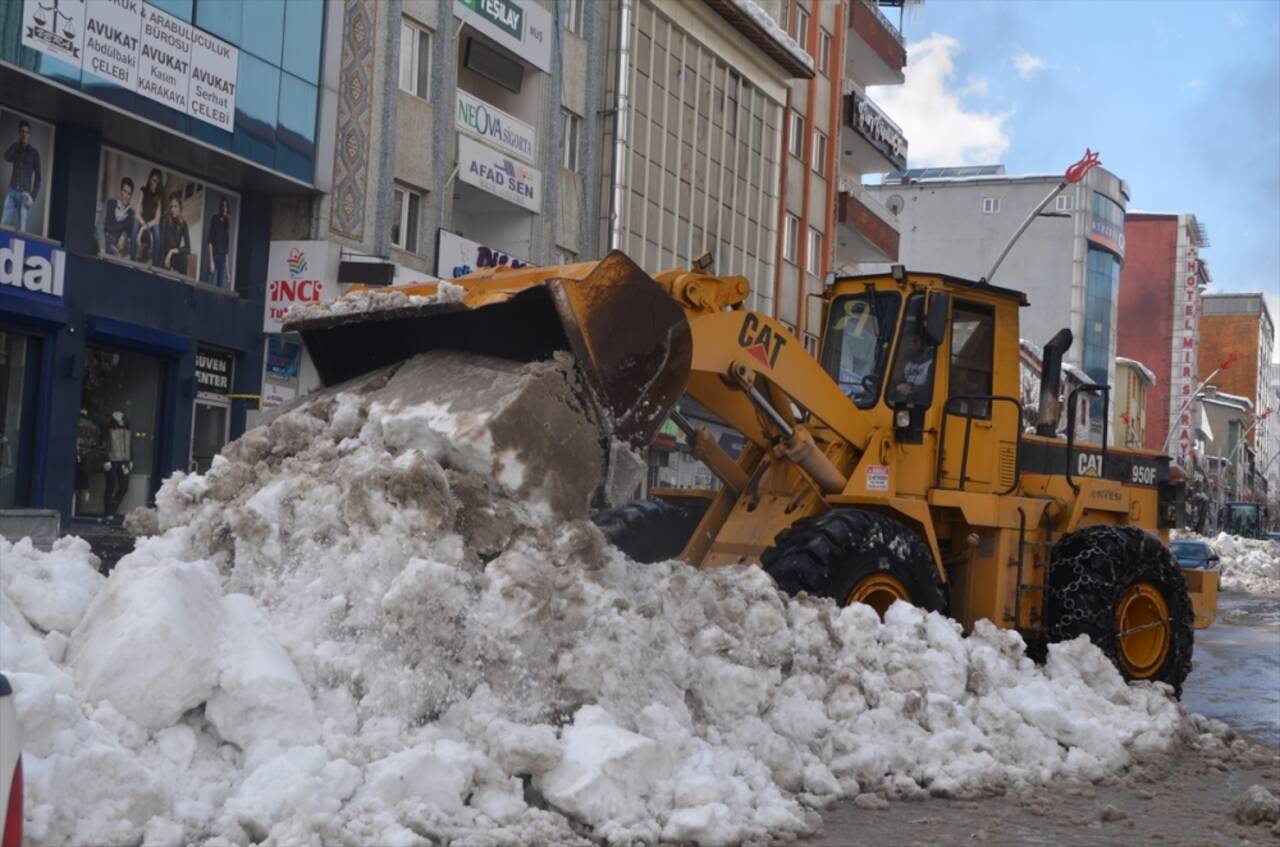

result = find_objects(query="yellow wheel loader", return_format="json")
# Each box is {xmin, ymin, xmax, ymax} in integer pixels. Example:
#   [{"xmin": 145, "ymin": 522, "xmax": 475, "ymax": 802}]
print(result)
[{"xmin": 287, "ymin": 251, "xmax": 1217, "ymax": 695}]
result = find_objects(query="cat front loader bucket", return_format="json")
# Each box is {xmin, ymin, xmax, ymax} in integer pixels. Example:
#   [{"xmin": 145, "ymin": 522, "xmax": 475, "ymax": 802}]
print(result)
[{"xmin": 283, "ymin": 251, "xmax": 693, "ymax": 448}]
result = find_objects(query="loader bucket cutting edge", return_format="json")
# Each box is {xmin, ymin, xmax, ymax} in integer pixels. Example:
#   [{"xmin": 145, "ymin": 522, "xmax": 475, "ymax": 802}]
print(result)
[{"xmin": 287, "ymin": 250, "xmax": 692, "ymax": 449}]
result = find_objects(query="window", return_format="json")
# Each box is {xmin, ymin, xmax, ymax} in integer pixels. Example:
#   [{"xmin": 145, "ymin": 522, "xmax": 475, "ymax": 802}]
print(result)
[
  {"xmin": 806, "ymin": 227, "xmax": 822, "ymax": 275},
  {"xmin": 818, "ymin": 29, "xmax": 832, "ymax": 75},
  {"xmin": 887, "ymin": 294, "xmax": 937, "ymax": 407},
  {"xmin": 794, "ymin": 4, "xmax": 810, "ymax": 52},
  {"xmin": 812, "ymin": 130, "xmax": 827, "ymax": 175},
  {"xmin": 783, "ymin": 213, "xmax": 800, "ymax": 263},
  {"xmin": 1055, "ymin": 194, "xmax": 1074, "ymax": 212},
  {"xmin": 804, "ymin": 333, "xmax": 819, "ymax": 356},
  {"xmin": 1084, "ymin": 247, "xmax": 1119, "ymax": 385},
  {"xmin": 982, "ymin": 197, "xmax": 1001, "ymax": 214},
  {"xmin": 399, "ymin": 20, "xmax": 431, "ymax": 99},
  {"xmin": 788, "ymin": 112, "xmax": 805, "ymax": 159},
  {"xmin": 563, "ymin": 111, "xmax": 581, "ymax": 171},
  {"xmin": 75, "ymin": 346, "xmax": 163, "ymax": 517},
  {"xmin": 821, "ymin": 291, "xmax": 902, "ymax": 408},
  {"xmin": 555, "ymin": 248, "xmax": 578, "ymax": 264},
  {"xmin": 565, "ymin": 0, "xmax": 584, "ymax": 34},
  {"xmin": 391, "ymin": 186, "xmax": 421, "ymax": 253},
  {"xmin": 949, "ymin": 301, "xmax": 995, "ymax": 418}
]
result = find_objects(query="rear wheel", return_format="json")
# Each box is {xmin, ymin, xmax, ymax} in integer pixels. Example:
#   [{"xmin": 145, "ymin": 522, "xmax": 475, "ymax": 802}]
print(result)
[
  {"xmin": 1046, "ymin": 524, "xmax": 1194, "ymax": 695},
  {"xmin": 592, "ymin": 498, "xmax": 709, "ymax": 563},
  {"xmin": 761, "ymin": 509, "xmax": 946, "ymax": 616}
]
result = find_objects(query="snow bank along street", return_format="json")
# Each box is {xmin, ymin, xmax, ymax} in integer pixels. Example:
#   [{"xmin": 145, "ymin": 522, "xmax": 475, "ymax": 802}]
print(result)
[
  {"xmin": 0, "ymin": 353, "xmax": 1269, "ymax": 846},
  {"xmin": 1209, "ymin": 533, "xmax": 1280, "ymax": 596}
]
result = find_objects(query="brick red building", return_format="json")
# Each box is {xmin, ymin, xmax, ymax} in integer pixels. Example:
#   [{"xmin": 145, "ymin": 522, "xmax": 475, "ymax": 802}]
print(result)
[
  {"xmin": 1116, "ymin": 213, "xmax": 1210, "ymax": 457},
  {"xmin": 1198, "ymin": 294, "xmax": 1275, "ymax": 455}
]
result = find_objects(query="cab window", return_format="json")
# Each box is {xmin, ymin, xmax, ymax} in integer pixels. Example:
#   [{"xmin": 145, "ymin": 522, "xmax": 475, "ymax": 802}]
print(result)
[
  {"xmin": 821, "ymin": 291, "xmax": 901, "ymax": 408},
  {"xmin": 887, "ymin": 294, "xmax": 937, "ymax": 407},
  {"xmin": 949, "ymin": 301, "xmax": 995, "ymax": 418}
]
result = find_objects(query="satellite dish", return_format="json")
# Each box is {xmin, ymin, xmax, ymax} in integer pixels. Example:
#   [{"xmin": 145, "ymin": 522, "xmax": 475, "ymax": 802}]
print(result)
[{"xmin": 886, "ymin": 194, "xmax": 905, "ymax": 216}]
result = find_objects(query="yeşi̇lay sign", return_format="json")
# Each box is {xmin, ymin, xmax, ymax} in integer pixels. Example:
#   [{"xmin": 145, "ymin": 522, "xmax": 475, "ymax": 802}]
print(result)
[
  {"xmin": 21, "ymin": 0, "xmax": 238, "ymax": 132},
  {"xmin": 453, "ymin": 0, "xmax": 552, "ymax": 74}
]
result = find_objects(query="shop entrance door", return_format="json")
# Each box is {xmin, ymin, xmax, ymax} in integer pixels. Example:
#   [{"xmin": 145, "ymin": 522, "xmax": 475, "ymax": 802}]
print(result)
[{"xmin": 190, "ymin": 400, "xmax": 230, "ymax": 474}]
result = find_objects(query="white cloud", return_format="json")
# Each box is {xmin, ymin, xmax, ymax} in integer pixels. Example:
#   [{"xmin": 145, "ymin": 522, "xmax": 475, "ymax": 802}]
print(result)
[
  {"xmin": 1012, "ymin": 51, "xmax": 1047, "ymax": 81},
  {"xmin": 869, "ymin": 34, "xmax": 1013, "ymax": 168},
  {"xmin": 1227, "ymin": 10, "xmax": 1248, "ymax": 27},
  {"xmin": 1188, "ymin": 78, "xmax": 1203, "ymax": 92}
]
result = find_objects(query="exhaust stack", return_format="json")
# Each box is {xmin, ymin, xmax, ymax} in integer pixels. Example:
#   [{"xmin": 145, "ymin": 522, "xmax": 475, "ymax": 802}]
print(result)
[{"xmin": 1035, "ymin": 329, "xmax": 1073, "ymax": 437}]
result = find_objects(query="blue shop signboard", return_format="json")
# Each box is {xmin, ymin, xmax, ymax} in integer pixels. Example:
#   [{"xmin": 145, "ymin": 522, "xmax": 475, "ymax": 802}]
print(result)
[{"xmin": 0, "ymin": 229, "xmax": 66, "ymax": 301}]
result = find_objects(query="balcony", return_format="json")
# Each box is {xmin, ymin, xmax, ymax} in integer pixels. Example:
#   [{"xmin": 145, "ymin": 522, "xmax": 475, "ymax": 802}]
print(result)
[
  {"xmin": 847, "ymin": 0, "xmax": 906, "ymax": 86},
  {"xmin": 836, "ymin": 177, "xmax": 899, "ymax": 264},
  {"xmin": 841, "ymin": 85, "xmax": 907, "ymax": 175}
]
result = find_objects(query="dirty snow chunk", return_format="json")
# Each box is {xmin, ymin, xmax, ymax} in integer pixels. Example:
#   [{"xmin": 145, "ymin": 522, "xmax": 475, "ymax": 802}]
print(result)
[
  {"xmin": 536, "ymin": 706, "xmax": 674, "ymax": 830},
  {"xmin": 67, "ymin": 555, "xmax": 222, "ymax": 731},
  {"xmin": 1235, "ymin": 784, "xmax": 1280, "ymax": 825},
  {"xmin": 362, "ymin": 740, "xmax": 480, "ymax": 812},
  {"xmin": 206, "ymin": 594, "xmax": 320, "ymax": 750},
  {"xmin": 0, "ymin": 535, "xmax": 104, "ymax": 633}
]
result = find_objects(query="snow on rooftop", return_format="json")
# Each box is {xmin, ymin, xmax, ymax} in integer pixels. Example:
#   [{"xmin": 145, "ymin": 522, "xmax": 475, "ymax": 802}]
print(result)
[
  {"xmin": 1115, "ymin": 357, "xmax": 1157, "ymax": 386},
  {"xmin": 726, "ymin": 0, "xmax": 815, "ymax": 76}
]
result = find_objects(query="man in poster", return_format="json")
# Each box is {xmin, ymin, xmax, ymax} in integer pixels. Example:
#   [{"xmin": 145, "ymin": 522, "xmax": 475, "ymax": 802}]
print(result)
[
  {"xmin": 206, "ymin": 196, "xmax": 231, "ymax": 286},
  {"xmin": 102, "ymin": 177, "xmax": 140, "ymax": 260},
  {"xmin": 2, "ymin": 120, "xmax": 41, "ymax": 232}
]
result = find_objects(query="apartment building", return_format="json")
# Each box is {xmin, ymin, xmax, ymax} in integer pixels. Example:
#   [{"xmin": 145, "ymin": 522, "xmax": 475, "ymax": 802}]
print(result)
[
  {"xmin": 1197, "ymin": 293, "xmax": 1275, "ymax": 480},
  {"xmin": 1116, "ymin": 213, "xmax": 1211, "ymax": 459}
]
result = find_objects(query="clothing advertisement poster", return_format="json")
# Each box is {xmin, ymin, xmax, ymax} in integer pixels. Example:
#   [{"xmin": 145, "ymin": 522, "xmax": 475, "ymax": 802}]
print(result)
[
  {"xmin": 0, "ymin": 107, "xmax": 54, "ymax": 238},
  {"xmin": 95, "ymin": 147, "xmax": 238, "ymax": 287}
]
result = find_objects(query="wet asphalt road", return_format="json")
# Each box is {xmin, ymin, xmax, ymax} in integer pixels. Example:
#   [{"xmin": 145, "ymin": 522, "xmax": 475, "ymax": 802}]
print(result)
[{"xmin": 1182, "ymin": 590, "xmax": 1280, "ymax": 746}]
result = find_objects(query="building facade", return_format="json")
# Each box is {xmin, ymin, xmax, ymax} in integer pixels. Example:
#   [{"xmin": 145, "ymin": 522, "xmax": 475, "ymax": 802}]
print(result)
[
  {"xmin": 1113, "ymin": 356, "xmax": 1155, "ymax": 449},
  {"xmin": 1197, "ymin": 293, "xmax": 1274, "ymax": 463},
  {"xmin": 1115, "ymin": 213, "xmax": 1210, "ymax": 459},
  {"xmin": 0, "ymin": 0, "xmax": 332, "ymax": 526},
  {"xmin": 860, "ymin": 164, "xmax": 1129, "ymax": 440}
]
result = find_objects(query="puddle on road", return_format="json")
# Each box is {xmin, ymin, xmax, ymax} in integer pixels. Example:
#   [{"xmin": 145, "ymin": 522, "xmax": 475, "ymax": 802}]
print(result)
[{"xmin": 1183, "ymin": 591, "xmax": 1280, "ymax": 746}]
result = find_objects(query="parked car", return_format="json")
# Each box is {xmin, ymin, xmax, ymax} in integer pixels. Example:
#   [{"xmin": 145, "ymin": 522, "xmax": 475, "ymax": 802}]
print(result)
[
  {"xmin": 1170, "ymin": 539, "xmax": 1220, "ymax": 570},
  {"xmin": 0, "ymin": 673, "xmax": 20, "ymax": 847},
  {"xmin": 1267, "ymin": 532, "xmax": 1280, "ymax": 544}
]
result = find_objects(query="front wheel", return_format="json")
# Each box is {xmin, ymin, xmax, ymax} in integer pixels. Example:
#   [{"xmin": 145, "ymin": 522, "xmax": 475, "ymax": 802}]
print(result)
[
  {"xmin": 1046, "ymin": 525, "xmax": 1194, "ymax": 696},
  {"xmin": 592, "ymin": 498, "xmax": 709, "ymax": 563},
  {"xmin": 761, "ymin": 509, "xmax": 946, "ymax": 617}
]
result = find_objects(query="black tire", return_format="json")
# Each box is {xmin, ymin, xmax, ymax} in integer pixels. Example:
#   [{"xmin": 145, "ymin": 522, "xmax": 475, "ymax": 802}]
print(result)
[
  {"xmin": 592, "ymin": 498, "xmax": 709, "ymax": 563},
  {"xmin": 761, "ymin": 509, "xmax": 946, "ymax": 615},
  {"xmin": 1046, "ymin": 524, "xmax": 1194, "ymax": 696}
]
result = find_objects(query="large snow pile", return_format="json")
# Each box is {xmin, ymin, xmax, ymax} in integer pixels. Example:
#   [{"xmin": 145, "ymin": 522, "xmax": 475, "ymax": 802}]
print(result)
[
  {"xmin": 1211, "ymin": 533, "xmax": 1280, "ymax": 596},
  {"xmin": 1, "ymin": 353, "xmax": 1193, "ymax": 846}
]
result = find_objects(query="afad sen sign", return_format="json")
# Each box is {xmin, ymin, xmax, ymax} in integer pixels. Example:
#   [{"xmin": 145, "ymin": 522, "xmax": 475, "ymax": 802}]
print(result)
[
  {"xmin": 0, "ymin": 231, "xmax": 66, "ymax": 302},
  {"xmin": 264, "ymin": 240, "xmax": 337, "ymax": 333},
  {"xmin": 457, "ymin": 134, "xmax": 542, "ymax": 214}
]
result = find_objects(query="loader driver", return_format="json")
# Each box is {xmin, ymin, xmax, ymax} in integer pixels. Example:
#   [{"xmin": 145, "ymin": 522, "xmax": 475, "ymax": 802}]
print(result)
[{"xmin": 890, "ymin": 331, "xmax": 935, "ymax": 405}]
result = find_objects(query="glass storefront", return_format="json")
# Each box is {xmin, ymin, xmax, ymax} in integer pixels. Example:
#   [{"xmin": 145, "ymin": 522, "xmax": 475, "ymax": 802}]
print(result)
[
  {"xmin": 0, "ymin": 330, "xmax": 38, "ymax": 506},
  {"xmin": 190, "ymin": 402, "xmax": 229, "ymax": 474},
  {"xmin": 74, "ymin": 346, "xmax": 163, "ymax": 518}
]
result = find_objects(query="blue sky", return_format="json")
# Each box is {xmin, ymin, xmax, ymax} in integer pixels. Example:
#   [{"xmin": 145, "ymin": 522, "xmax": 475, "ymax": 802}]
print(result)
[{"xmin": 868, "ymin": 0, "xmax": 1279, "ymax": 352}]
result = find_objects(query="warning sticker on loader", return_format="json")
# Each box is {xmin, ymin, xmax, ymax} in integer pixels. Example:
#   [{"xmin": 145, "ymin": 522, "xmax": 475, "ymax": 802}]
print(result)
[{"xmin": 865, "ymin": 465, "xmax": 890, "ymax": 491}]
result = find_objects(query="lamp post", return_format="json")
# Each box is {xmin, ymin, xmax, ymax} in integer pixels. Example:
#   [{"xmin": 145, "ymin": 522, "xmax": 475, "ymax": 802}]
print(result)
[{"xmin": 1162, "ymin": 352, "xmax": 1239, "ymax": 456}]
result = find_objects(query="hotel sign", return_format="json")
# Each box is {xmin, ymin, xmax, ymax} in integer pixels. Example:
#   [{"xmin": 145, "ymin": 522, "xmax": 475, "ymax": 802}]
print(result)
[{"xmin": 453, "ymin": 0, "xmax": 552, "ymax": 73}]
